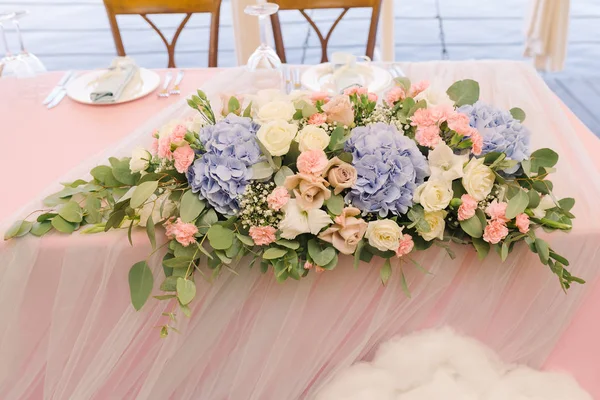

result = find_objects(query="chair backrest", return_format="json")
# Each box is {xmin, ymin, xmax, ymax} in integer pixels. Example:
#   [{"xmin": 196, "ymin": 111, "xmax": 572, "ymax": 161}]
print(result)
[
  {"xmin": 102, "ymin": 0, "xmax": 222, "ymax": 68},
  {"xmin": 270, "ymin": 0, "xmax": 382, "ymax": 63}
]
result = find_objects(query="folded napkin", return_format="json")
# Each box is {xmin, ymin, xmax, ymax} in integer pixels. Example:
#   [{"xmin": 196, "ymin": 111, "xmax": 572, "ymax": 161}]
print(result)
[{"xmin": 90, "ymin": 57, "xmax": 138, "ymax": 104}]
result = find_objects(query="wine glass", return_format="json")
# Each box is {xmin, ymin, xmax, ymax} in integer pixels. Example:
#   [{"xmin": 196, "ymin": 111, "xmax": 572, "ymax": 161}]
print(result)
[
  {"xmin": 244, "ymin": 3, "xmax": 282, "ymax": 71},
  {"xmin": 0, "ymin": 11, "xmax": 36, "ymax": 78},
  {"xmin": 12, "ymin": 10, "xmax": 46, "ymax": 75}
]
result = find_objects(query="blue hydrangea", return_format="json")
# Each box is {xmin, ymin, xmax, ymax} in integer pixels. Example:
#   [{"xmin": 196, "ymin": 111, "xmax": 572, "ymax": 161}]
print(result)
[
  {"xmin": 344, "ymin": 123, "xmax": 429, "ymax": 217},
  {"xmin": 458, "ymin": 101, "xmax": 530, "ymax": 174},
  {"xmin": 187, "ymin": 115, "xmax": 262, "ymax": 215}
]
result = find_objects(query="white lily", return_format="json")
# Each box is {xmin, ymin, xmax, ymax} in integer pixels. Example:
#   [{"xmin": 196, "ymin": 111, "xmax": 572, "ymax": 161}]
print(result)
[
  {"xmin": 428, "ymin": 142, "xmax": 468, "ymax": 181},
  {"xmin": 279, "ymin": 199, "xmax": 332, "ymax": 239}
]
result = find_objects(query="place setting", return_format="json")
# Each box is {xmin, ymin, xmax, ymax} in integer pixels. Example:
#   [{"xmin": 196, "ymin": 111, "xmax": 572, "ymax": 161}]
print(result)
[{"xmin": 0, "ymin": 1, "xmax": 599, "ymax": 400}]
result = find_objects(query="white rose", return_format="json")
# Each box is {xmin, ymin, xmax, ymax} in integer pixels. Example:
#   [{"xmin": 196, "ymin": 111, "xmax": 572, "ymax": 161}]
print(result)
[
  {"xmin": 279, "ymin": 199, "xmax": 332, "ymax": 239},
  {"xmin": 413, "ymin": 178, "xmax": 453, "ymax": 212},
  {"xmin": 130, "ymin": 147, "xmax": 152, "ymax": 173},
  {"xmin": 365, "ymin": 219, "xmax": 403, "ymax": 252},
  {"xmin": 256, "ymin": 100, "xmax": 296, "ymax": 123},
  {"xmin": 296, "ymin": 125, "xmax": 330, "ymax": 152},
  {"xmin": 462, "ymin": 158, "xmax": 495, "ymax": 201},
  {"xmin": 257, "ymin": 119, "xmax": 298, "ymax": 156},
  {"xmin": 415, "ymin": 87, "xmax": 454, "ymax": 108},
  {"xmin": 138, "ymin": 193, "xmax": 176, "ymax": 227},
  {"xmin": 428, "ymin": 142, "xmax": 468, "ymax": 181},
  {"xmin": 531, "ymin": 195, "xmax": 555, "ymax": 219},
  {"xmin": 420, "ymin": 210, "xmax": 447, "ymax": 241}
]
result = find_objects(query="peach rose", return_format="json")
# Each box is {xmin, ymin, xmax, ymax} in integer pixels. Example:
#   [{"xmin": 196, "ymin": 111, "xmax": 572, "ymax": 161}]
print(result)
[
  {"xmin": 322, "ymin": 95, "xmax": 354, "ymax": 127},
  {"xmin": 284, "ymin": 173, "xmax": 331, "ymax": 211},
  {"xmin": 173, "ymin": 144, "xmax": 195, "ymax": 173},
  {"xmin": 457, "ymin": 194, "xmax": 478, "ymax": 221},
  {"xmin": 164, "ymin": 218, "xmax": 198, "ymax": 247},
  {"xmin": 516, "ymin": 213, "xmax": 530, "ymax": 234},
  {"xmin": 267, "ymin": 186, "xmax": 290, "ymax": 211},
  {"xmin": 249, "ymin": 225, "xmax": 277, "ymax": 246},
  {"xmin": 308, "ymin": 113, "xmax": 327, "ymax": 125},
  {"xmin": 296, "ymin": 149, "xmax": 329, "ymax": 175},
  {"xmin": 395, "ymin": 234, "xmax": 414, "ymax": 257},
  {"xmin": 486, "ymin": 200, "xmax": 509, "ymax": 223},
  {"xmin": 318, "ymin": 207, "xmax": 367, "ymax": 255},
  {"xmin": 482, "ymin": 219, "xmax": 508, "ymax": 244},
  {"xmin": 323, "ymin": 157, "xmax": 357, "ymax": 195}
]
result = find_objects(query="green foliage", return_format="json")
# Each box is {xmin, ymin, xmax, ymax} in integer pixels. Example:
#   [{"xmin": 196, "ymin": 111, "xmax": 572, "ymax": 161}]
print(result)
[
  {"xmin": 529, "ymin": 148, "xmax": 559, "ymax": 174},
  {"xmin": 58, "ymin": 201, "xmax": 83, "ymax": 223},
  {"xmin": 197, "ymin": 209, "xmax": 218, "ymax": 234},
  {"xmin": 207, "ymin": 225, "xmax": 234, "ymax": 250},
  {"xmin": 30, "ymin": 221, "xmax": 52, "ymax": 237},
  {"xmin": 307, "ymin": 239, "xmax": 336, "ymax": 266},
  {"xmin": 274, "ymin": 166, "xmax": 294, "ymax": 186},
  {"xmin": 180, "ymin": 190, "xmax": 206, "ymax": 222},
  {"xmin": 460, "ymin": 215, "xmax": 483, "ymax": 238},
  {"xmin": 263, "ymin": 247, "xmax": 288, "ymax": 260},
  {"xmin": 380, "ymin": 258, "xmax": 392, "ymax": 285},
  {"xmin": 176, "ymin": 278, "xmax": 196, "ymax": 305},
  {"xmin": 471, "ymin": 237, "xmax": 490, "ymax": 260},
  {"xmin": 325, "ymin": 194, "xmax": 344, "ymax": 215},
  {"xmin": 446, "ymin": 79, "xmax": 480, "ymax": 107},
  {"xmin": 328, "ymin": 126, "xmax": 346, "ymax": 151},
  {"xmin": 129, "ymin": 261, "xmax": 154, "ymax": 311},
  {"xmin": 275, "ymin": 239, "xmax": 299, "ymax": 249},
  {"xmin": 51, "ymin": 215, "xmax": 76, "ymax": 233},
  {"xmin": 131, "ymin": 181, "xmax": 158, "ymax": 208},
  {"xmin": 509, "ymin": 107, "xmax": 526, "ymax": 122},
  {"xmin": 534, "ymin": 238, "xmax": 550, "ymax": 265},
  {"xmin": 506, "ymin": 188, "xmax": 528, "ymax": 219}
]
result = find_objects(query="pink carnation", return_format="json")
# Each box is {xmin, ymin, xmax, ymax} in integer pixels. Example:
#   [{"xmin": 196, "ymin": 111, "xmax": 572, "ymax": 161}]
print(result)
[
  {"xmin": 486, "ymin": 200, "xmax": 509, "ymax": 223},
  {"xmin": 408, "ymin": 80, "xmax": 430, "ymax": 97},
  {"xmin": 164, "ymin": 218, "xmax": 198, "ymax": 247},
  {"xmin": 368, "ymin": 93, "xmax": 378, "ymax": 102},
  {"xmin": 311, "ymin": 91, "xmax": 330, "ymax": 103},
  {"xmin": 410, "ymin": 108, "xmax": 438, "ymax": 127},
  {"xmin": 458, "ymin": 194, "xmax": 478, "ymax": 221},
  {"xmin": 396, "ymin": 234, "xmax": 414, "ymax": 257},
  {"xmin": 483, "ymin": 219, "xmax": 509, "ymax": 244},
  {"xmin": 267, "ymin": 186, "xmax": 290, "ymax": 211},
  {"xmin": 308, "ymin": 113, "xmax": 327, "ymax": 125},
  {"xmin": 249, "ymin": 226, "xmax": 277, "ymax": 246},
  {"xmin": 151, "ymin": 138, "xmax": 159, "ymax": 155},
  {"xmin": 296, "ymin": 149, "xmax": 329, "ymax": 175},
  {"xmin": 516, "ymin": 213, "xmax": 530, "ymax": 234},
  {"xmin": 343, "ymin": 86, "xmax": 368, "ymax": 96},
  {"xmin": 446, "ymin": 112, "xmax": 472, "ymax": 136},
  {"xmin": 470, "ymin": 131, "xmax": 483, "ymax": 155},
  {"xmin": 170, "ymin": 124, "xmax": 187, "ymax": 144},
  {"xmin": 173, "ymin": 144, "xmax": 195, "ymax": 173},
  {"xmin": 415, "ymin": 125, "xmax": 441, "ymax": 148},
  {"xmin": 157, "ymin": 135, "xmax": 173, "ymax": 160},
  {"xmin": 385, "ymin": 86, "xmax": 406, "ymax": 105}
]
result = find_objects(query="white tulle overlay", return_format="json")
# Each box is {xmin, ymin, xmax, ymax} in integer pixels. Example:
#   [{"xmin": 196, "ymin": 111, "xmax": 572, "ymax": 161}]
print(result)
[
  {"xmin": 1, "ymin": 62, "xmax": 599, "ymax": 399},
  {"xmin": 316, "ymin": 328, "xmax": 591, "ymax": 400}
]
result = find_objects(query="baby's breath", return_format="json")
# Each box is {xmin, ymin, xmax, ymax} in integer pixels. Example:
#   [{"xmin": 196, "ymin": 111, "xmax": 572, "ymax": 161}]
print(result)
[{"xmin": 239, "ymin": 181, "xmax": 283, "ymax": 229}]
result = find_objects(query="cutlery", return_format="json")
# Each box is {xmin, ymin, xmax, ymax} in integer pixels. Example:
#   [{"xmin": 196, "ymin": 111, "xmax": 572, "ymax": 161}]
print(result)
[
  {"xmin": 283, "ymin": 65, "xmax": 292, "ymax": 94},
  {"xmin": 42, "ymin": 70, "xmax": 73, "ymax": 105},
  {"xmin": 290, "ymin": 67, "xmax": 301, "ymax": 91},
  {"xmin": 47, "ymin": 74, "xmax": 76, "ymax": 109},
  {"xmin": 158, "ymin": 72, "xmax": 173, "ymax": 98},
  {"xmin": 169, "ymin": 70, "xmax": 185, "ymax": 95}
]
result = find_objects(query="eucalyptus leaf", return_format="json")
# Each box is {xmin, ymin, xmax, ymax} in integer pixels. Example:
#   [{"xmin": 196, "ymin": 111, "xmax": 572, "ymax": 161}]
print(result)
[
  {"xmin": 85, "ymin": 196, "xmax": 102, "ymax": 224},
  {"xmin": 380, "ymin": 258, "xmax": 392, "ymax": 285},
  {"xmin": 129, "ymin": 261, "xmax": 154, "ymax": 311},
  {"xmin": 180, "ymin": 190, "xmax": 206, "ymax": 222},
  {"xmin": 328, "ymin": 126, "xmax": 346, "ymax": 151},
  {"xmin": 275, "ymin": 239, "xmax": 300, "ymax": 249},
  {"xmin": 59, "ymin": 201, "xmax": 83, "ymax": 223},
  {"xmin": 394, "ymin": 77, "xmax": 411, "ymax": 91},
  {"xmin": 506, "ymin": 189, "xmax": 528, "ymax": 219},
  {"xmin": 509, "ymin": 107, "xmax": 526, "ymax": 122},
  {"xmin": 528, "ymin": 189, "xmax": 540, "ymax": 208},
  {"xmin": 207, "ymin": 224, "xmax": 234, "ymax": 250},
  {"xmin": 459, "ymin": 215, "xmax": 483, "ymax": 238},
  {"xmin": 251, "ymin": 161, "xmax": 275, "ymax": 180},
  {"xmin": 30, "ymin": 221, "xmax": 52, "ymax": 237},
  {"xmin": 558, "ymin": 197, "xmax": 575, "ymax": 212},
  {"xmin": 325, "ymin": 194, "xmax": 344, "ymax": 215},
  {"xmin": 236, "ymin": 233, "xmax": 255, "ymax": 247},
  {"xmin": 51, "ymin": 215, "xmax": 76, "ymax": 233},
  {"xmin": 354, "ymin": 240, "xmax": 364, "ymax": 269},
  {"xmin": 472, "ymin": 237, "xmax": 490, "ymax": 260},
  {"xmin": 160, "ymin": 276, "xmax": 179, "ymax": 291},
  {"xmin": 307, "ymin": 239, "xmax": 336, "ymax": 266},
  {"xmin": 535, "ymin": 238, "xmax": 550, "ymax": 265},
  {"xmin": 446, "ymin": 79, "xmax": 480, "ymax": 107},
  {"xmin": 263, "ymin": 247, "xmax": 287, "ymax": 260},
  {"xmin": 4, "ymin": 220, "xmax": 23, "ymax": 240},
  {"xmin": 163, "ymin": 256, "xmax": 194, "ymax": 269},
  {"xmin": 176, "ymin": 278, "xmax": 196, "ymax": 305},
  {"xmin": 112, "ymin": 157, "xmax": 139, "ymax": 185},
  {"xmin": 500, "ymin": 242, "xmax": 509, "ymax": 261},
  {"xmin": 400, "ymin": 269, "xmax": 411, "ymax": 298},
  {"xmin": 197, "ymin": 209, "xmax": 218, "ymax": 234},
  {"xmin": 274, "ymin": 166, "xmax": 294, "ymax": 186},
  {"xmin": 130, "ymin": 181, "xmax": 158, "ymax": 208}
]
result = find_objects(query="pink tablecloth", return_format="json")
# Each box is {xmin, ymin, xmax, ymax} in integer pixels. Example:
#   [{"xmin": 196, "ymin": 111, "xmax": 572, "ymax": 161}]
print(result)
[{"xmin": 1, "ymin": 63, "xmax": 600, "ymax": 399}]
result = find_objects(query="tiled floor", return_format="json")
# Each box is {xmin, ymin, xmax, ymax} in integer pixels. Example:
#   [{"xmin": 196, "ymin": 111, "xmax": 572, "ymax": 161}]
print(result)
[{"xmin": 1, "ymin": 0, "xmax": 599, "ymax": 134}]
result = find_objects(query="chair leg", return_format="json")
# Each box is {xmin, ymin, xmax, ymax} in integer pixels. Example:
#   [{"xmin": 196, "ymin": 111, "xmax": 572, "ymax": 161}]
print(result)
[
  {"xmin": 366, "ymin": 1, "xmax": 383, "ymax": 60},
  {"xmin": 209, "ymin": 6, "xmax": 221, "ymax": 67},
  {"xmin": 270, "ymin": 14, "xmax": 287, "ymax": 64},
  {"xmin": 106, "ymin": 11, "xmax": 126, "ymax": 56}
]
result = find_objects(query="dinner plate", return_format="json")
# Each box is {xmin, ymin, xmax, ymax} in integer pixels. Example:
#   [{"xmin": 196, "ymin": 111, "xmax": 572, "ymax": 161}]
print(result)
[
  {"xmin": 300, "ymin": 63, "xmax": 392, "ymax": 94},
  {"xmin": 66, "ymin": 68, "xmax": 161, "ymax": 105}
]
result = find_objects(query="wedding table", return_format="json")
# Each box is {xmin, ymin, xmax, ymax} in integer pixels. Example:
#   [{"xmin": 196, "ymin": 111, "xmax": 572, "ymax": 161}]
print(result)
[{"xmin": 1, "ymin": 61, "xmax": 600, "ymax": 399}]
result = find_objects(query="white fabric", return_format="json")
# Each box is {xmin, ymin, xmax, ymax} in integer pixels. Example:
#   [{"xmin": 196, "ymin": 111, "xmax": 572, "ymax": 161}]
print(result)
[
  {"xmin": 0, "ymin": 62, "xmax": 599, "ymax": 399},
  {"xmin": 316, "ymin": 328, "xmax": 592, "ymax": 400},
  {"xmin": 524, "ymin": 0, "xmax": 570, "ymax": 72}
]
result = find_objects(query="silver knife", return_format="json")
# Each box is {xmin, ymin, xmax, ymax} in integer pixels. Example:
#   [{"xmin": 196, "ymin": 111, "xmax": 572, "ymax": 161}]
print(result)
[
  {"xmin": 47, "ymin": 89, "xmax": 67, "ymax": 109},
  {"xmin": 43, "ymin": 70, "xmax": 73, "ymax": 105}
]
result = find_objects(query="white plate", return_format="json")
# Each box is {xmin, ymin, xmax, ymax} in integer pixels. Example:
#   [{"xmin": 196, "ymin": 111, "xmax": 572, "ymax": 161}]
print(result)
[
  {"xmin": 301, "ymin": 63, "xmax": 392, "ymax": 94},
  {"xmin": 66, "ymin": 68, "xmax": 161, "ymax": 105}
]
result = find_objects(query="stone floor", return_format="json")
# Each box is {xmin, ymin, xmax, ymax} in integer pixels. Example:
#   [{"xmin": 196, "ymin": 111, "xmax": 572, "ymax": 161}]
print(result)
[{"xmin": 1, "ymin": 0, "xmax": 599, "ymax": 134}]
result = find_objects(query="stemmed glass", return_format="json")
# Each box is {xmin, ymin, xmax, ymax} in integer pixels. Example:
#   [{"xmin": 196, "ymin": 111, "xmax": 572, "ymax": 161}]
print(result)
[
  {"xmin": 0, "ymin": 10, "xmax": 45, "ymax": 78},
  {"xmin": 244, "ymin": 2, "xmax": 282, "ymax": 71},
  {"xmin": 12, "ymin": 10, "xmax": 46, "ymax": 74}
]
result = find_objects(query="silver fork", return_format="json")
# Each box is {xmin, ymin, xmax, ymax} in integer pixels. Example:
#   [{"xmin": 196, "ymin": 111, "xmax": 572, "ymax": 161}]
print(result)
[
  {"xmin": 169, "ymin": 70, "xmax": 184, "ymax": 95},
  {"xmin": 158, "ymin": 71, "xmax": 173, "ymax": 98},
  {"xmin": 290, "ymin": 67, "xmax": 301, "ymax": 91}
]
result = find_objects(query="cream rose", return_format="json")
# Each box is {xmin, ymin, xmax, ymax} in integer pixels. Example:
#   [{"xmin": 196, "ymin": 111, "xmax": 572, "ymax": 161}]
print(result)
[
  {"xmin": 419, "ymin": 210, "xmax": 447, "ymax": 241},
  {"xmin": 296, "ymin": 125, "xmax": 330, "ymax": 152},
  {"xmin": 462, "ymin": 158, "xmax": 495, "ymax": 201},
  {"xmin": 130, "ymin": 147, "xmax": 152, "ymax": 173},
  {"xmin": 257, "ymin": 120, "xmax": 298, "ymax": 156},
  {"xmin": 256, "ymin": 100, "xmax": 296, "ymax": 123},
  {"xmin": 413, "ymin": 178, "xmax": 453, "ymax": 212},
  {"xmin": 365, "ymin": 219, "xmax": 403, "ymax": 252}
]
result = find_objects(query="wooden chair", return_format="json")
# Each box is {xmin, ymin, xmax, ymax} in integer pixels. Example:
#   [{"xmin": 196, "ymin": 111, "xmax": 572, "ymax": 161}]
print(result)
[
  {"xmin": 102, "ymin": 0, "xmax": 222, "ymax": 68},
  {"xmin": 270, "ymin": 0, "xmax": 382, "ymax": 63}
]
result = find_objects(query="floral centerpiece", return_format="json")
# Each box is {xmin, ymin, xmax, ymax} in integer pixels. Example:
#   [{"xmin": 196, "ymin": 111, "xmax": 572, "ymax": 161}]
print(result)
[{"xmin": 5, "ymin": 78, "xmax": 580, "ymax": 336}]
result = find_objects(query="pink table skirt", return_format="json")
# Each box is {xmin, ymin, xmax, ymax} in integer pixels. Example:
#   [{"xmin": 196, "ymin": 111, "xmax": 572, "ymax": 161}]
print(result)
[{"xmin": 1, "ymin": 62, "xmax": 600, "ymax": 399}]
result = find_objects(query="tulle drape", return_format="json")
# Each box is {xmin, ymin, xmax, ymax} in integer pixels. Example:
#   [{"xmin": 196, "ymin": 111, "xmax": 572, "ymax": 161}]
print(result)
[{"xmin": 0, "ymin": 61, "xmax": 599, "ymax": 400}]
